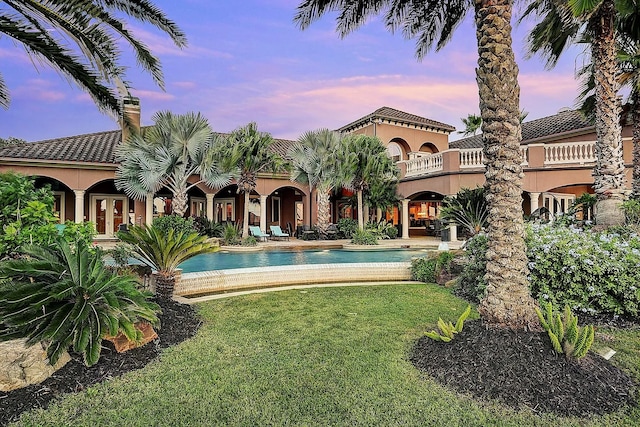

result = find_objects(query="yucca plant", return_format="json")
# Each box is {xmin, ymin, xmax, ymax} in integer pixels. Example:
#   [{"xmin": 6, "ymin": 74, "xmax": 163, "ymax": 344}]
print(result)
[
  {"xmin": 0, "ymin": 239, "xmax": 159, "ymax": 367},
  {"xmin": 118, "ymin": 224, "xmax": 218, "ymax": 299},
  {"xmin": 535, "ymin": 303, "xmax": 595, "ymax": 359}
]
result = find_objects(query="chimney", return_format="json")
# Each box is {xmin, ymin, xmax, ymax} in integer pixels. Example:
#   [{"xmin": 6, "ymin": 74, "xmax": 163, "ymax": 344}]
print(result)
[{"xmin": 121, "ymin": 96, "xmax": 141, "ymax": 143}]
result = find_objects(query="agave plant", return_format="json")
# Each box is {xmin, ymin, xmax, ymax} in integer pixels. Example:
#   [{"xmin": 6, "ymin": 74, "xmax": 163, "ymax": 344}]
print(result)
[
  {"xmin": 0, "ymin": 239, "xmax": 159, "ymax": 367},
  {"xmin": 118, "ymin": 224, "xmax": 218, "ymax": 299}
]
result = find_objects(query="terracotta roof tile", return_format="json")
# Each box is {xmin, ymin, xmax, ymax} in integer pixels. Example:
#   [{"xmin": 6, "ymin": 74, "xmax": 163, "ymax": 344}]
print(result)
[
  {"xmin": 450, "ymin": 109, "xmax": 593, "ymax": 150},
  {"xmin": 338, "ymin": 106, "xmax": 456, "ymax": 133}
]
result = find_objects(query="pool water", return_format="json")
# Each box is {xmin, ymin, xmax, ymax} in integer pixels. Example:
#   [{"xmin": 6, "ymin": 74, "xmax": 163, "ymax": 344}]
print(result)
[{"xmin": 178, "ymin": 248, "xmax": 432, "ymax": 273}]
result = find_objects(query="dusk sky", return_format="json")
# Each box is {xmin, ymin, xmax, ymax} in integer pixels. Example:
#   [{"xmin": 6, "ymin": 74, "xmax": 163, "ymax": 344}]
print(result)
[{"xmin": 0, "ymin": 0, "xmax": 586, "ymax": 143}]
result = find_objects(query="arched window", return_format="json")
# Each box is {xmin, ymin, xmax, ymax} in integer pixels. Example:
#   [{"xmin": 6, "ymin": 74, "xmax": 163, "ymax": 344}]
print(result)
[{"xmin": 387, "ymin": 142, "xmax": 403, "ymax": 162}]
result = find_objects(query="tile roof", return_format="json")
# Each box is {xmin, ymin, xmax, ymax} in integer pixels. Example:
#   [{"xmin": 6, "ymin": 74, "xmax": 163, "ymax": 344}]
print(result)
[
  {"xmin": 450, "ymin": 109, "xmax": 594, "ymax": 149},
  {"xmin": 0, "ymin": 130, "xmax": 123, "ymax": 164},
  {"xmin": 0, "ymin": 128, "xmax": 297, "ymax": 165},
  {"xmin": 338, "ymin": 106, "xmax": 456, "ymax": 133}
]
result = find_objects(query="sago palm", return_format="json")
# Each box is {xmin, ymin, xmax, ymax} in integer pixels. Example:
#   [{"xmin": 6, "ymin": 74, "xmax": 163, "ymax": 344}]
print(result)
[
  {"xmin": 118, "ymin": 224, "xmax": 218, "ymax": 299},
  {"xmin": 115, "ymin": 111, "xmax": 231, "ymax": 216},
  {"xmin": 214, "ymin": 122, "xmax": 286, "ymax": 237},
  {"xmin": 289, "ymin": 129, "xmax": 344, "ymax": 238},
  {"xmin": 0, "ymin": 0, "xmax": 186, "ymax": 119},
  {"xmin": 440, "ymin": 187, "xmax": 489, "ymax": 237},
  {"xmin": 295, "ymin": 0, "xmax": 539, "ymax": 329},
  {"xmin": 339, "ymin": 134, "xmax": 399, "ymax": 230},
  {"xmin": 0, "ymin": 238, "xmax": 159, "ymax": 366}
]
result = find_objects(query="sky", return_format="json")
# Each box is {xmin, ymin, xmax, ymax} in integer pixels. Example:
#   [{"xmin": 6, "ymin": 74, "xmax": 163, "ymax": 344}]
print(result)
[{"xmin": 0, "ymin": 0, "xmax": 587, "ymax": 143}]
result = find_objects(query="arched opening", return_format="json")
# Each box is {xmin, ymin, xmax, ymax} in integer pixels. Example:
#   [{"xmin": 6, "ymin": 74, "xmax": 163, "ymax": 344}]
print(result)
[
  {"xmin": 408, "ymin": 191, "xmax": 445, "ymax": 236},
  {"xmin": 386, "ymin": 138, "xmax": 410, "ymax": 162},
  {"xmin": 86, "ymin": 180, "xmax": 132, "ymax": 237},
  {"xmin": 34, "ymin": 177, "xmax": 73, "ymax": 223},
  {"xmin": 418, "ymin": 142, "xmax": 439, "ymax": 154}
]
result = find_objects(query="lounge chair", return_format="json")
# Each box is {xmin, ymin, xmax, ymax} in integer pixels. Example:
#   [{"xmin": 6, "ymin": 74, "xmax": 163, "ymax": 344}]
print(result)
[
  {"xmin": 270, "ymin": 225, "xmax": 290, "ymax": 241},
  {"xmin": 326, "ymin": 224, "xmax": 338, "ymax": 240},
  {"xmin": 249, "ymin": 226, "xmax": 269, "ymax": 242}
]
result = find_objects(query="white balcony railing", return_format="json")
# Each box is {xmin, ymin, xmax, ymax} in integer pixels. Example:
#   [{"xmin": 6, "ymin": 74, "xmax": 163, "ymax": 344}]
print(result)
[
  {"xmin": 544, "ymin": 141, "xmax": 595, "ymax": 165},
  {"xmin": 404, "ymin": 152, "xmax": 443, "ymax": 177},
  {"xmin": 459, "ymin": 148, "xmax": 484, "ymax": 168}
]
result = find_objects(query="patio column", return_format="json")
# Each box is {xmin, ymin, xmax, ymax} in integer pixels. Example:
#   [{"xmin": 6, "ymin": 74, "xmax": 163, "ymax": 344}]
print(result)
[
  {"xmin": 450, "ymin": 224, "xmax": 458, "ymax": 241},
  {"xmin": 363, "ymin": 204, "xmax": 370, "ymax": 224},
  {"xmin": 529, "ymin": 192, "xmax": 541, "ymax": 213},
  {"xmin": 206, "ymin": 193, "xmax": 214, "ymax": 221},
  {"xmin": 73, "ymin": 190, "xmax": 85, "ymax": 223},
  {"xmin": 260, "ymin": 194, "xmax": 268, "ymax": 232},
  {"xmin": 401, "ymin": 199, "xmax": 410, "ymax": 240},
  {"xmin": 145, "ymin": 193, "xmax": 154, "ymax": 226},
  {"xmin": 376, "ymin": 208, "xmax": 383, "ymax": 223}
]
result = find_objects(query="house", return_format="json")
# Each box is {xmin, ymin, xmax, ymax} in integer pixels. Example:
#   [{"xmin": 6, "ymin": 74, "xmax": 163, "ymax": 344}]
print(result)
[{"xmin": 0, "ymin": 101, "xmax": 634, "ymax": 239}]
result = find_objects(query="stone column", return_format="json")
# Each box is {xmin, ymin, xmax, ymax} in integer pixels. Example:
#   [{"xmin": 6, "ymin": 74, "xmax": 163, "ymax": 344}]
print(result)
[
  {"xmin": 450, "ymin": 223, "xmax": 458, "ymax": 241},
  {"xmin": 260, "ymin": 194, "xmax": 268, "ymax": 232},
  {"xmin": 363, "ymin": 204, "xmax": 370, "ymax": 224},
  {"xmin": 376, "ymin": 208, "xmax": 383, "ymax": 223},
  {"xmin": 145, "ymin": 193, "xmax": 154, "ymax": 226},
  {"xmin": 529, "ymin": 192, "xmax": 541, "ymax": 213},
  {"xmin": 206, "ymin": 193, "xmax": 215, "ymax": 222},
  {"xmin": 73, "ymin": 190, "xmax": 85, "ymax": 223},
  {"xmin": 401, "ymin": 199, "xmax": 410, "ymax": 240}
]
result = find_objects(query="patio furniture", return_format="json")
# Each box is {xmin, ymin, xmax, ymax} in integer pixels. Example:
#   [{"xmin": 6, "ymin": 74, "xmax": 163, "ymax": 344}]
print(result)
[
  {"xmin": 270, "ymin": 225, "xmax": 290, "ymax": 241},
  {"xmin": 298, "ymin": 225, "xmax": 318, "ymax": 240},
  {"xmin": 249, "ymin": 226, "xmax": 269, "ymax": 242},
  {"xmin": 326, "ymin": 224, "xmax": 338, "ymax": 239}
]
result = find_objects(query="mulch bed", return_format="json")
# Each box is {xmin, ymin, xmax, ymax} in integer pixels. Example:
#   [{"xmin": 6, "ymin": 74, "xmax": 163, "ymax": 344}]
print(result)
[
  {"xmin": 0, "ymin": 298, "xmax": 201, "ymax": 427},
  {"xmin": 410, "ymin": 320, "xmax": 637, "ymax": 417}
]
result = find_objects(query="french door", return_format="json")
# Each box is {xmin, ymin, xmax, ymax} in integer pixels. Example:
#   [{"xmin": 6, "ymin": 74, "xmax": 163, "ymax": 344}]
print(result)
[{"xmin": 91, "ymin": 195, "xmax": 128, "ymax": 237}]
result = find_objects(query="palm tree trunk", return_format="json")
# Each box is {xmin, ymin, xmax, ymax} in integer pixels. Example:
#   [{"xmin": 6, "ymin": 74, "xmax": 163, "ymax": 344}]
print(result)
[
  {"xmin": 243, "ymin": 191, "xmax": 250, "ymax": 238},
  {"xmin": 155, "ymin": 272, "xmax": 175, "ymax": 299},
  {"xmin": 632, "ymin": 85, "xmax": 640, "ymax": 199},
  {"xmin": 474, "ymin": 0, "xmax": 538, "ymax": 330},
  {"xmin": 316, "ymin": 185, "xmax": 331, "ymax": 238},
  {"xmin": 357, "ymin": 189, "xmax": 364, "ymax": 230},
  {"xmin": 591, "ymin": 0, "xmax": 627, "ymax": 223},
  {"xmin": 172, "ymin": 191, "xmax": 188, "ymax": 217}
]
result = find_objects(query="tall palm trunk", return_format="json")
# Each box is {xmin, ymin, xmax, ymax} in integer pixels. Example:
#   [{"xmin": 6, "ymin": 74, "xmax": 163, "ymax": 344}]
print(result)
[
  {"xmin": 357, "ymin": 189, "xmax": 364, "ymax": 230},
  {"xmin": 242, "ymin": 191, "xmax": 251, "ymax": 238},
  {"xmin": 316, "ymin": 184, "xmax": 332, "ymax": 238},
  {"xmin": 474, "ymin": 0, "xmax": 538, "ymax": 330},
  {"xmin": 632, "ymin": 84, "xmax": 640, "ymax": 199},
  {"xmin": 592, "ymin": 0, "xmax": 627, "ymax": 223},
  {"xmin": 172, "ymin": 191, "xmax": 188, "ymax": 217}
]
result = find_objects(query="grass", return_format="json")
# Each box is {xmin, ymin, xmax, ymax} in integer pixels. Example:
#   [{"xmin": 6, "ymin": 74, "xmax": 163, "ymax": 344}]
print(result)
[{"xmin": 12, "ymin": 284, "xmax": 640, "ymax": 426}]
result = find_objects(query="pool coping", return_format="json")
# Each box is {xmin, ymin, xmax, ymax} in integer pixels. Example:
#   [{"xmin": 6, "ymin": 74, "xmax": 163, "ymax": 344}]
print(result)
[{"xmin": 173, "ymin": 262, "xmax": 414, "ymax": 298}]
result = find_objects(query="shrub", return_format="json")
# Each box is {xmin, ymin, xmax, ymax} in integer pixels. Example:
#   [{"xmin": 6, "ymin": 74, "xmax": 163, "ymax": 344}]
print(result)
[
  {"xmin": 337, "ymin": 218, "xmax": 358, "ymax": 239},
  {"xmin": 351, "ymin": 228, "xmax": 378, "ymax": 245},
  {"xmin": 527, "ymin": 224, "xmax": 640, "ymax": 317},
  {"xmin": 535, "ymin": 303, "xmax": 594, "ymax": 359},
  {"xmin": 110, "ymin": 242, "xmax": 133, "ymax": 269},
  {"xmin": 411, "ymin": 257, "xmax": 437, "ymax": 283},
  {"xmin": 454, "ymin": 234, "xmax": 488, "ymax": 303},
  {"xmin": 0, "ymin": 238, "xmax": 160, "ymax": 366},
  {"xmin": 425, "ymin": 305, "xmax": 472, "ymax": 342},
  {"xmin": 440, "ymin": 186, "xmax": 488, "ymax": 236},
  {"xmin": 152, "ymin": 215, "xmax": 195, "ymax": 237},
  {"xmin": 459, "ymin": 225, "xmax": 640, "ymax": 317},
  {"xmin": 622, "ymin": 199, "xmax": 640, "ymax": 227},
  {"xmin": 242, "ymin": 236, "xmax": 258, "ymax": 246},
  {"xmin": 222, "ymin": 222, "xmax": 242, "ymax": 246},
  {"xmin": 411, "ymin": 251, "xmax": 456, "ymax": 283},
  {"xmin": 192, "ymin": 215, "xmax": 224, "ymax": 237}
]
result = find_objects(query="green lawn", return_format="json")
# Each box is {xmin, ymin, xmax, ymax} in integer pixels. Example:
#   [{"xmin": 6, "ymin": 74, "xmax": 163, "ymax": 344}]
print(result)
[{"xmin": 13, "ymin": 284, "xmax": 640, "ymax": 426}]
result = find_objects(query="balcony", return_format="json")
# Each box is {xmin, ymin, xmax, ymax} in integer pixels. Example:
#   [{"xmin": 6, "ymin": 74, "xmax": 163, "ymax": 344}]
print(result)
[{"xmin": 401, "ymin": 141, "xmax": 598, "ymax": 179}]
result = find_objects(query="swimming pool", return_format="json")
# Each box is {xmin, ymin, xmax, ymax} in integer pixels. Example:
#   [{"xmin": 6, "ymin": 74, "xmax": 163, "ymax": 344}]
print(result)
[{"xmin": 178, "ymin": 248, "xmax": 432, "ymax": 273}]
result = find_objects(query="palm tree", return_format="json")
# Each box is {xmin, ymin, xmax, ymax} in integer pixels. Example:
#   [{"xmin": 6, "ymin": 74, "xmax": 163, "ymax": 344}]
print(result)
[
  {"xmin": 115, "ymin": 111, "xmax": 231, "ymax": 217},
  {"xmin": 214, "ymin": 123, "xmax": 286, "ymax": 237},
  {"xmin": 524, "ymin": 0, "xmax": 629, "ymax": 225},
  {"xmin": 118, "ymin": 224, "xmax": 218, "ymax": 299},
  {"xmin": 288, "ymin": 129, "xmax": 344, "ymax": 239},
  {"xmin": 339, "ymin": 134, "xmax": 399, "ymax": 230},
  {"xmin": 295, "ymin": 0, "xmax": 539, "ymax": 329},
  {"xmin": 0, "ymin": 0, "xmax": 186, "ymax": 120},
  {"xmin": 458, "ymin": 114, "xmax": 483, "ymax": 136}
]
